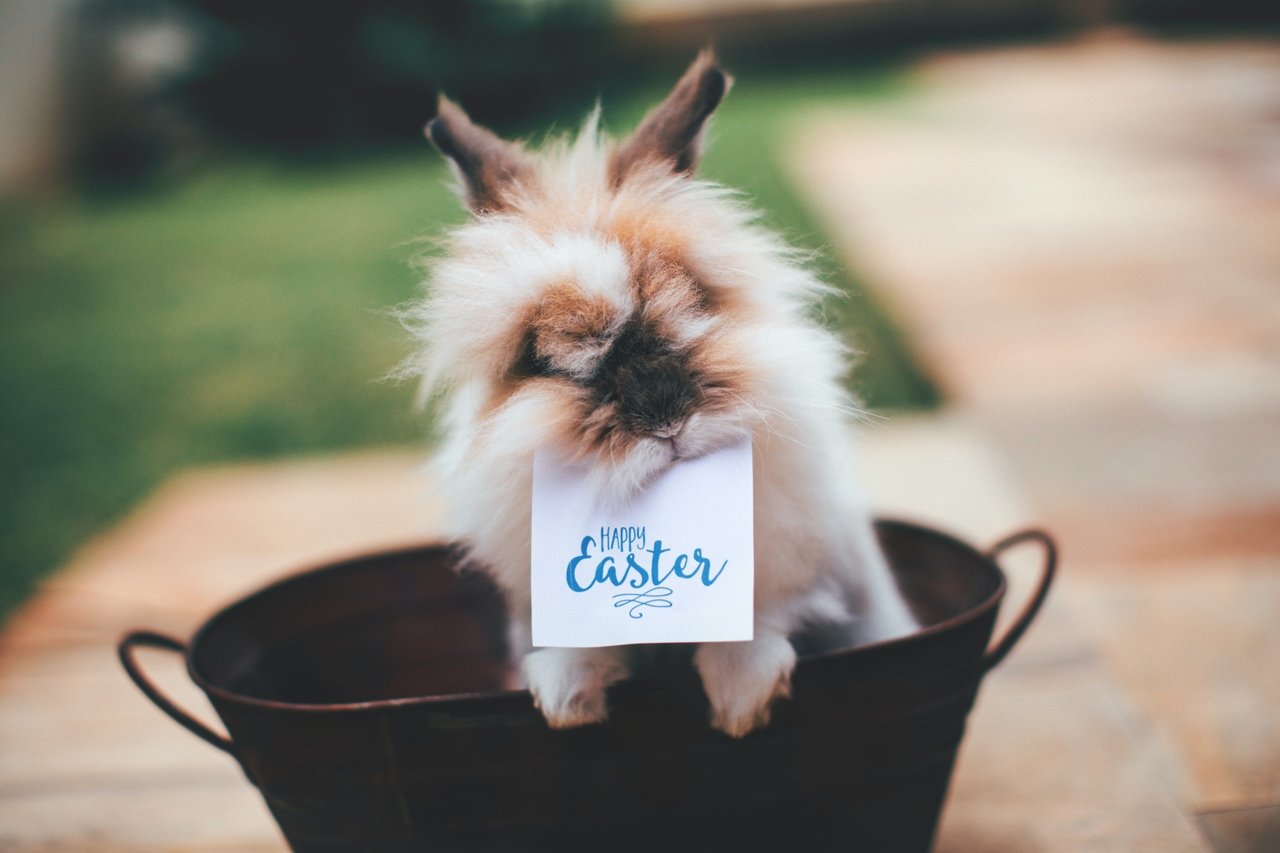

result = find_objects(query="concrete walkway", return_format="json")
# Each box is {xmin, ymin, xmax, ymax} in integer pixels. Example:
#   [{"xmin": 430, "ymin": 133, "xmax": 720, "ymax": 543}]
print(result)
[{"xmin": 787, "ymin": 31, "xmax": 1280, "ymax": 852}]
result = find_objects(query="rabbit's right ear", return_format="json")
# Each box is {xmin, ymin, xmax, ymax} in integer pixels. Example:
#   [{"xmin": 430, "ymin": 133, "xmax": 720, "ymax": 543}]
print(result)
[
  {"xmin": 426, "ymin": 97, "xmax": 534, "ymax": 215},
  {"xmin": 609, "ymin": 50, "xmax": 730, "ymax": 185}
]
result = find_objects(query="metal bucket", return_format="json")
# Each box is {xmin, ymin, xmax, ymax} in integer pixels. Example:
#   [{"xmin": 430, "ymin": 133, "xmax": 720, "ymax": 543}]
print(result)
[{"xmin": 119, "ymin": 520, "xmax": 1055, "ymax": 853}]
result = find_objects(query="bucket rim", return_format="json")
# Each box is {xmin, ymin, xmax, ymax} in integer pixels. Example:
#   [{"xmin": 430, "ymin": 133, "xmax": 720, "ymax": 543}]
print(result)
[
  {"xmin": 800, "ymin": 518, "xmax": 1006, "ymax": 664},
  {"xmin": 183, "ymin": 517, "xmax": 1006, "ymax": 715}
]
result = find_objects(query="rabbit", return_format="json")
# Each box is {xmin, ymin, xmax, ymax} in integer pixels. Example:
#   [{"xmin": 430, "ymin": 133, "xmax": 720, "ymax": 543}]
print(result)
[{"xmin": 401, "ymin": 51, "xmax": 917, "ymax": 738}]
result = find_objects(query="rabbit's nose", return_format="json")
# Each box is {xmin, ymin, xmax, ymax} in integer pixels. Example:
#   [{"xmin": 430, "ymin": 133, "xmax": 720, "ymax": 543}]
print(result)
[
  {"xmin": 649, "ymin": 421, "xmax": 684, "ymax": 440},
  {"xmin": 612, "ymin": 360, "xmax": 699, "ymax": 435}
]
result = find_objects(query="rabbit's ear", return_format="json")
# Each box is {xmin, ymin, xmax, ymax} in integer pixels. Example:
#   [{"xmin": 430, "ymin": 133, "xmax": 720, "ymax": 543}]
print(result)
[
  {"xmin": 610, "ymin": 49, "xmax": 731, "ymax": 185},
  {"xmin": 426, "ymin": 96, "xmax": 534, "ymax": 214}
]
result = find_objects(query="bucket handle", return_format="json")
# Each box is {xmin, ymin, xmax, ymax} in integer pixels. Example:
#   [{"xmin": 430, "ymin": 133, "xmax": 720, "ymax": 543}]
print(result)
[
  {"xmin": 118, "ymin": 630, "xmax": 237, "ymax": 756},
  {"xmin": 979, "ymin": 529, "xmax": 1057, "ymax": 674}
]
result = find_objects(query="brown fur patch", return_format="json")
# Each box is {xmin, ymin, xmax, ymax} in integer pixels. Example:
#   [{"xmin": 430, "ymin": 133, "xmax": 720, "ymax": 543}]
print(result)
[
  {"xmin": 608, "ymin": 207, "xmax": 689, "ymax": 264},
  {"xmin": 535, "ymin": 282, "xmax": 618, "ymax": 337},
  {"xmin": 605, "ymin": 189, "xmax": 740, "ymax": 315},
  {"xmin": 625, "ymin": 248, "xmax": 693, "ymax": 305},
  {"xmin": 686, "ymin": 325, "xmax": 755, "ymax": 415},
  {"xmin": 531, "ymin": 282, "xmax": 622, "ymax": 373}
]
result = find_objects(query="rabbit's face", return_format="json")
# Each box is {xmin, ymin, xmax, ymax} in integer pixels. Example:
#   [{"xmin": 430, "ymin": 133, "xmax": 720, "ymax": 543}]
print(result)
[{"xmin": 504, "ymin": 222, "xmax": 753, "ymax": 474}]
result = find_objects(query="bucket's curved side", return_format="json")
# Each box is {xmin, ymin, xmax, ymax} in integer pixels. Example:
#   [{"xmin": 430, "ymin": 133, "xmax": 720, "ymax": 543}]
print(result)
[{"xmin": 115, "ymin": 524, "xmax": 1057, "ymax": 853}]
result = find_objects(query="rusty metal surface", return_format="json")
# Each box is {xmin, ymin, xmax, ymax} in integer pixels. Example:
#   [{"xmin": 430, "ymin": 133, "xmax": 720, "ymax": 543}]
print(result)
[{"xmin": 119, "ymin": 520, "xmax": 1055, "ymax": 853}]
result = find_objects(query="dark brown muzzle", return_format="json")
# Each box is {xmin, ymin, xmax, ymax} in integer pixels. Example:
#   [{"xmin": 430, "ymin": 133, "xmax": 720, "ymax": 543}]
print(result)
[
  {"xmin": 594, "ymin": 319, "xmax": 700, "ymax": 435},
  {"xmin": 612, "ymin": 359, "xmax": 700, "ymax": 434},
  {"xmin": 119, "ymin": 520, "xmax": 1055, "ymax": 853}
]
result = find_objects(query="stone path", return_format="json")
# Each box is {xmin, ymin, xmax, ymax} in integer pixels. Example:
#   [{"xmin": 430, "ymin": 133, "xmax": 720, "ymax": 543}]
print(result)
[{"xmin": 787, "ymin": 31, "xmax": 1280, "ymax": 852}]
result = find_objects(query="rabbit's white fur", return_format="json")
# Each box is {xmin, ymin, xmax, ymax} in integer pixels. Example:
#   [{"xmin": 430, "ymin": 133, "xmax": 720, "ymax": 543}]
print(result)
[{"xmin": 403, "ymin": 55, "xmax": 915, "ymax": 737}]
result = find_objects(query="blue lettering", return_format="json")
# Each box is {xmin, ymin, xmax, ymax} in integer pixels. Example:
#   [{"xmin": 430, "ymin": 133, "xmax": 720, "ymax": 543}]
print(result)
[
  {"xmin": 595, "ymin": 555, "xmax": 621, "ymax": 587},
  {"xmin": 672, "ymin": 553, "xmax": 696, "ymax": 579},
  {"xmin": 564, "ymin": 534, "xmax": 727, "ymax": 596},
  {"xmin": 694, "ymin": 548, "xmax": 728, "ymax": 586},
  {"xmin": 648, "ymin": 540, "xmax": 672, "ymax": 585},
  {"xmin": 567, "ymin": 537, "xmax": 597, "ymax": 592},
  {"xmin": 625, "ymin": 553, "xmax": 650, "ymax": 588}
]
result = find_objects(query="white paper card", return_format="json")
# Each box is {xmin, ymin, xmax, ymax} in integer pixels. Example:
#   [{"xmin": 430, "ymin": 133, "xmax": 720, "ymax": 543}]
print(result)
[{"xmin": 531, "ymin": 438, "xmax": 754, "ymax": 648}]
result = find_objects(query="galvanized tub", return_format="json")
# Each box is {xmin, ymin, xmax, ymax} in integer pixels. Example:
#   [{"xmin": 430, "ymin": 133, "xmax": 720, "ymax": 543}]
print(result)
[{"xmin": 119, "ymin": 519, "xmax": 1055, "ymax": 853}]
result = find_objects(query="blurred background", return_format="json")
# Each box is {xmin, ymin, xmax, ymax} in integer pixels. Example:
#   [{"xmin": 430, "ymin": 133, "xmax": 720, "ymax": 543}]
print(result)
[
  {"xmin": 3, "ymin": 1, "xmax": 1280, "ymax": 849},
  {"xmin": 0, "ymin": 0, "xmax": 1275, "ymax": 619}
]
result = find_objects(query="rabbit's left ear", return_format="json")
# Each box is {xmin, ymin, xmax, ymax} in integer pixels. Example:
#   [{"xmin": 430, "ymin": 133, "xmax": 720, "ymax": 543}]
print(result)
[
  {"xmin": 426, "ymin": 96, "xmax": 534, "ymax": 214},
  {"xmin": 610, "ymin": 49, "xmax": 731, "ymax": 185}
]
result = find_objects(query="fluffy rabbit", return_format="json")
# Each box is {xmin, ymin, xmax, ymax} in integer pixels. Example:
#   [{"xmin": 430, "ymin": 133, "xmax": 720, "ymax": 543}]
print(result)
[{"xmin": 402, "ymin": 52, "xmax": 916, "ymax": 737}]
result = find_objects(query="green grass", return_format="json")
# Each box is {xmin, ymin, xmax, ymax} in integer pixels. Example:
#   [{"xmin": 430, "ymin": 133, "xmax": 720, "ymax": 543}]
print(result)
[{"xmin": 0, "ymin": 65, "xmax": 937, "ymax": 622}]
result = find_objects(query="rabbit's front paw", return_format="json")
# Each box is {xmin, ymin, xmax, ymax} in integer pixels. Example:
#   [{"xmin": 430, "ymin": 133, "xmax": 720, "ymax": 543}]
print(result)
[
  {"xmin": 695, "ymin": 632, "xmax": 796, "ymax": 738},
  {"xmin": 523, "ymin": 647, "xmax": 628, "ymax": 729}
]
